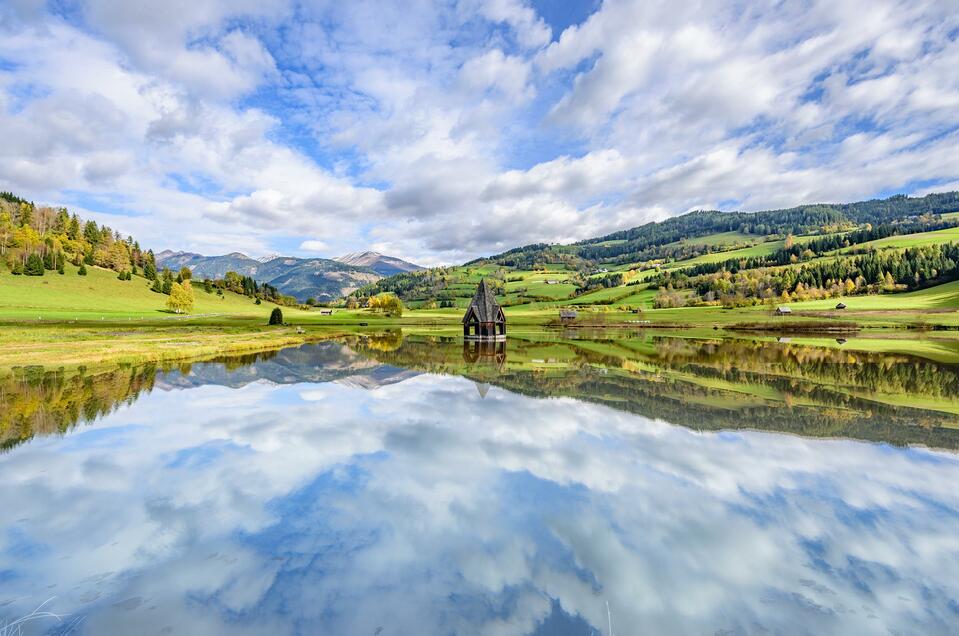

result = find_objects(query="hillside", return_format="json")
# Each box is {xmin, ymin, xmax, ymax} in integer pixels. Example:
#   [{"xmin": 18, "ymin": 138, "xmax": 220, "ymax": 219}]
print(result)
[
  {"xmin": 333, "ymin": 251, "xmax": 423, "ymax": 276},
  {"xmin": 353, "ymin": 192, "xmax": 959, "ymax": 314},
  {"xmin": 0, "ymin": 261, "xmax": 284, "ymax": 320},
  {"xmin": 156, "ymin": 250, "xmax": 382, "ymax": 301}
]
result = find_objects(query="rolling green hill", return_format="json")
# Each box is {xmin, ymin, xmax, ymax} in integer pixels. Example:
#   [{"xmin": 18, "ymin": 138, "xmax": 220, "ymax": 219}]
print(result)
[
  {"xmin": 0, "ymin": 263, "xmax": 287, "ymax": 321},
  {"xmin": 353, "ymin": 192, "xmax": 959, "ymax": 321}
]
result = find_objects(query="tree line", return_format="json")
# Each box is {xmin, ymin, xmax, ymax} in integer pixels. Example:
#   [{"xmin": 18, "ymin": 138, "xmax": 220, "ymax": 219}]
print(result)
[
  {"xmin": 650, "ymin": 243, "xmax": 959, "ymax": 307},
  {"xmin": 1, "ymin": 191, "xmax": 158, "ymax": 280}
]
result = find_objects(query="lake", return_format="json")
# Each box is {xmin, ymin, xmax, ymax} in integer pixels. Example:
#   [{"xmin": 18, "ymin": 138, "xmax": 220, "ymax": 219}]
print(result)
[{"xmin": 2, "ymin": 332, "xmax": 959, "ymax": 634}]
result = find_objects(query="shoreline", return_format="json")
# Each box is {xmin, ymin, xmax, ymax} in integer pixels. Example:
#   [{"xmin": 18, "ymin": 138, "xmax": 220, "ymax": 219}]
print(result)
[{"xmin": 2, "ymin": 317, "xmax": 959, "ymax": 374}]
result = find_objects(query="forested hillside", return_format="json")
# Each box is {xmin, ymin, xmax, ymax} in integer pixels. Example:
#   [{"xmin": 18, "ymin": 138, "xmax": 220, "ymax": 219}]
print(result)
[
  {"xmin": 485, "ymin": 191, "xmax": 959, "ymax": 268},
  {"xmin": 0, "ymin": 191, "xmax": 156, "ymax": 278},
  {"xmin": 352, "ymin": 192, "xmax": 959, "ymax": 311},
  {"xmin": 0, "ymin": 192, "xmax": 297, "ymax": 309}
]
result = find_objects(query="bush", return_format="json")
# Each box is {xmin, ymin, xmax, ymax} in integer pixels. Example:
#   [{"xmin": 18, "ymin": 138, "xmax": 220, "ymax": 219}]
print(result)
[
  {"xmin": 78, "ymin": 263, "xmax": 87, "ymax": 276},
  {"xmin": 269, "ymin": 307, "xmax": 283, "ymax": 325}
]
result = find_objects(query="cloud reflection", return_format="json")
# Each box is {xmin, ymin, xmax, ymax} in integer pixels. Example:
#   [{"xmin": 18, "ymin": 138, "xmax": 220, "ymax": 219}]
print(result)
[{"xmin": 1, "ymin": 362, "xmax": 958, "ymax": 634}]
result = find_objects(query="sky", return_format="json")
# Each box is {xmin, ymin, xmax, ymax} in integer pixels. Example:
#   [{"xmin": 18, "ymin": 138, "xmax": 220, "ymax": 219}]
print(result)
[{"xmin": 1, "ymin": 0, "xmax": 958, "ymax": 265}]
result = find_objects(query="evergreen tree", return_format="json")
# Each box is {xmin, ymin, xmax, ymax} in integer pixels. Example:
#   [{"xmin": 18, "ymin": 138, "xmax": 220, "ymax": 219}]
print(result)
[
  {"xmin": 17, "ymin": 202, "xmax": 32, "ymax": 228},
  {"xmin": 143, "ymin": 259, "xmax": 156, "ymax": 280},
  {"xmin": 67, "ymin": 215, "xmax": 81, "ymax": 240},
  {"xmin": 25, "ymin": 253, "xmax": 45, "ymax": 276},
  {"xmin": 83, "ymin": 221, "xmax": 100, "ymax": 245},
  {"xmin": 269, "ymin": 307, "xmax": 284, "ymax": 325},
  {"xmin": 78, "ymin": 262, "xmax": 87, "ymax": 276}
]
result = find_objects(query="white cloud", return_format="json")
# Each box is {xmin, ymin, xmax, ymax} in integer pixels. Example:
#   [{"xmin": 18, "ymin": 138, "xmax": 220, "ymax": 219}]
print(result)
[
  {"xmin": 0, "ymin": 0, "xmax": 958, "ymax": 262},
  {"xmin": 298, "ymin": 239, "xmax": 328, "ymax": 252}
]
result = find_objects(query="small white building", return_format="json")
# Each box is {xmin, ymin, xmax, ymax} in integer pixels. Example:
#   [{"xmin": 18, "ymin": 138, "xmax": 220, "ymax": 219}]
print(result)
[{"xmin": 776, "ymin": 306, "xmax": 792, "ymax": 315}]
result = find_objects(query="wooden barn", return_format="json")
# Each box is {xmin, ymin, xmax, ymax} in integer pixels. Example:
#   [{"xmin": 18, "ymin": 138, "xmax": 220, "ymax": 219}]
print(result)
[{"xmin": 463, "ymin": 279, "xmax": 506, "ymax": 340}]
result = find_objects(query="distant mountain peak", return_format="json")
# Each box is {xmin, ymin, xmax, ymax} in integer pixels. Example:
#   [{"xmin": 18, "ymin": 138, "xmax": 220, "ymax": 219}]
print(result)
[
  {"xmin": 257, "ymin": 253, "xmax": 282, "ymax": 263},
  {"xmin": 334, "ymin": 251, "xmax": 423, "ymax": 276}
]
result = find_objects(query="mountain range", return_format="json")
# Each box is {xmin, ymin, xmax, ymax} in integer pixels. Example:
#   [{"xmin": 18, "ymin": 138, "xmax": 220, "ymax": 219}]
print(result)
[{"xmin": 155, "ymin": 249, "xmax": 422, "ymax": 301}]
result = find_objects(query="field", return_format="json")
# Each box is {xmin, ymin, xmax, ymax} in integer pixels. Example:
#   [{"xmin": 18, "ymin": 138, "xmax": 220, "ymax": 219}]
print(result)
[
  {"xmin": 665, "ymin": 230, "xmax": 757, "ymax": 247},
  {"xmin": 0, "ymin": 263, "xmax": 282, "ymax": 321},
  {"xmin": 785, "ymin": 279, "xmax": 959, "ymax": 311},
  {"xmin": 836, "ymin": 225, "xmax": 959, "ymax": 252}
]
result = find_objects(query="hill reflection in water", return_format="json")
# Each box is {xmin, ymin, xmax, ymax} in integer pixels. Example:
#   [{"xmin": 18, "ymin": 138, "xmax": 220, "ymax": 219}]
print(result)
[
  {"xmin": 1, "ymin": 333, "xmax": 958, "ymax": 634},
  {"xmin": 3, "ymin": 332, "xmax": 959, "ymax": 451}
]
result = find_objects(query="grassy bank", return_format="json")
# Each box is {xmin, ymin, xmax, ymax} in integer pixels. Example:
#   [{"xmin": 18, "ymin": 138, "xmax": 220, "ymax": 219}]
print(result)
[{"xmin": 0, "ymin": 324, "xmax": 342, "ymax": 372}]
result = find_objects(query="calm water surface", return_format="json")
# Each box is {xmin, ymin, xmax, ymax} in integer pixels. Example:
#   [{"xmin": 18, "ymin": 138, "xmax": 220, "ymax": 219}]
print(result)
[{"xmin": 2, "ymin": 335, "xmax": 959, "ymax": 634}]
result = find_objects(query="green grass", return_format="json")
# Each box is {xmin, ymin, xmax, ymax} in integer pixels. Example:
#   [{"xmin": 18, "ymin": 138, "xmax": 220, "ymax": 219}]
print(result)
[
  {"xmin": 785, "ymin": 279, "xmax": 959, "ymax": 311},
  {"xmin": 558, "ymin": 285, "xmax": 635, "ymax": 305},
  {"xmin": 666, "ymin": 240, "xmax": 785, "ymax": 268},
  {"xmin": 0, "ymin": 263, "xmax": 290, "ymax": 321},
  {"xmin": 837, "ymin": 225, "xmax": 959, "ymax": 252},
  {"xmin": 669, "ymin": 231, "xmax": 757, "ymax": 247}
]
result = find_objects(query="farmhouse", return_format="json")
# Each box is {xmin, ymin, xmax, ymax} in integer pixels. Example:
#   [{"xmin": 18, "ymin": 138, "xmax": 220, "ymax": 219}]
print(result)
[{"xmin": 463, "ymin": 279, "xmax": 506, "ymax": 340}]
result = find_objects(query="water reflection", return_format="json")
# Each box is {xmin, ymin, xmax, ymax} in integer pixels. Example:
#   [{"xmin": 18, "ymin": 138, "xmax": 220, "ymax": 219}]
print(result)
[
  {"xmin": 1, "ymin": 336, "xmax": 958, "ymax": 633},
  {"xmin": 4, "ymin": 333, "xmax": 959, "ymax": 452}
]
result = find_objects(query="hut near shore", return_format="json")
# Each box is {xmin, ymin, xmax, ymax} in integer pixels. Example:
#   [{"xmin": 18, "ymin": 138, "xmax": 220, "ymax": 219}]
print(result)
[{"xmin": 463, "ymin": 279, "xmax": 506, "ymax": 340}]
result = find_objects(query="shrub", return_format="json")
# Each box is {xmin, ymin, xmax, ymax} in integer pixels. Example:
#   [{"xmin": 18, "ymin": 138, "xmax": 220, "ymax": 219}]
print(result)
[
  {"xmin": 269, "ymin": 307, "xmax": 283, "ymax": 325},
  {"xmin": 78, "ymin": 263, "xmax": 87, "ymax": 276}
]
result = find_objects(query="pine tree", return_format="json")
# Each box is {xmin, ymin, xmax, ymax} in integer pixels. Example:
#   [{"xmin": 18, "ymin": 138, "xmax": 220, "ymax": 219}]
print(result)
[
  {"xmin": 25, "ymin": 253, "xmax": 45, "ymax": 276},
  {"xmin": 269, "ymin": 307, "xmax": 284, "ymax": 325},
  {"xmin": 68, "ymin": 215, "xmax": 81, "ymax": 240}
]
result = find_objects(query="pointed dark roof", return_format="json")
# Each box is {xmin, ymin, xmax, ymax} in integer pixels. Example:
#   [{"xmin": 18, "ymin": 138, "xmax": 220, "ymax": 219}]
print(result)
[{"xmin": 462, "ymin": 279, "xmax": 503, "ymax": 323}]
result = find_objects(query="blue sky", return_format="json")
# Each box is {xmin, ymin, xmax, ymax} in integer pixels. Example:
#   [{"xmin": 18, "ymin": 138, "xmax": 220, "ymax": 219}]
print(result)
[{"xmin": 1, "ymin": 0, "xmax": 958, "ymax": 264}]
